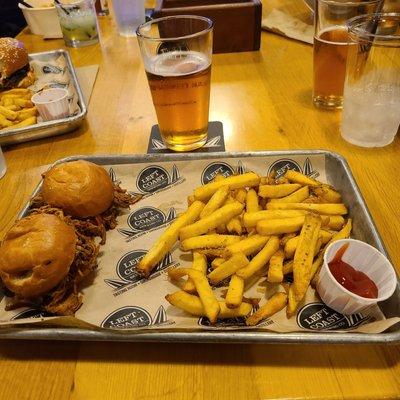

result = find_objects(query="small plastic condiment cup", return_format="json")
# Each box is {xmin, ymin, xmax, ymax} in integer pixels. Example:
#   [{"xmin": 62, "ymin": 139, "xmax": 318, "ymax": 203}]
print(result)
[
  {"xmin": 31, "ymin": 88, "xmax": 70, "ymax": 122},
  {"xmin": 317, "ymin": 239, "xmax": 397, "ymax": 315}
]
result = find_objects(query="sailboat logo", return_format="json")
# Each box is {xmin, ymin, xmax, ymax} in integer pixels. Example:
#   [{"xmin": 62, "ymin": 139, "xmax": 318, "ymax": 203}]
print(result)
[
  {"xmin": 303, "ymin": 157, "xmax": 319, "ymax": 179},
  {"xmin": 133, "ymin": 164, "xmax": 183, "ymax": 198},
  {"xmin": 118, "ymin": 207, "xmax": 177, "ymax": 241}
]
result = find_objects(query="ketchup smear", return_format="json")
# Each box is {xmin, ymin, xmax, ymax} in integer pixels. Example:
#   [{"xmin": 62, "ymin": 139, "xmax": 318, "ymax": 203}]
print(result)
[{"xmin": 328, "ymin": 243, "xmax": 378, "ymax": 299}]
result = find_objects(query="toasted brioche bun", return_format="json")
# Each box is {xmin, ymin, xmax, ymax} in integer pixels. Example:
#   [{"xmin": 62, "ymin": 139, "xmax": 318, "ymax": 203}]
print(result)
[
  {"xmin": 0, "ymin": 38, "xmax": 29, "ymax": 80},
  {"xmin": 0, "ymin": 214, "xmax": 77, "ymax": 298},
  {"xmin": 42, "ymin": 160, "xmax": 114, "ymax": 218}
]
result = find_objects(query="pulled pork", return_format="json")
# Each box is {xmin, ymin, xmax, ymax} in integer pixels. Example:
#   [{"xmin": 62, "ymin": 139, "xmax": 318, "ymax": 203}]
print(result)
[{"xmin": 4, "ymin": 183, "xmax": 141, "ymax": 316}]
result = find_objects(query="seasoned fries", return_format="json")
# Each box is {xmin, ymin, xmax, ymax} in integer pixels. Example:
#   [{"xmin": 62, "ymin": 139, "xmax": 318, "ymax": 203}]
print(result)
[
  {"xmin": 137, "ymin": 201, "xmax": 205, "ymax": 277},
  {"xmin": 138, "ymin": 167, "xmax": 352, "ymax": 325},
  {"xmin": 0, "ymin": 88, "xmax": 38, "ymax": 131}
]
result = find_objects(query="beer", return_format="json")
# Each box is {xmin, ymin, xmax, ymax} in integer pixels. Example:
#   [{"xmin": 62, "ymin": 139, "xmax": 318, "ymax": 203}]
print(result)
[
  {"xmin": 146, "ymin": 51, "xmax": 211, "ymax": 151},
  {"xmin": 313, "ymin": 27, "xmax": 350, "ymax": 109}
]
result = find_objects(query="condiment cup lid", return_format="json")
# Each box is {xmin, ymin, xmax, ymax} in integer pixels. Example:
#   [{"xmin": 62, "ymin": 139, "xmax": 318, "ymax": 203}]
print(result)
[
  {"xmin": 317, "ymin": 239, "xmax": 397, "ymax": 314},
  {"xmin": 31, "ymin": 88, "xmax": 69, "ymax": 105}
]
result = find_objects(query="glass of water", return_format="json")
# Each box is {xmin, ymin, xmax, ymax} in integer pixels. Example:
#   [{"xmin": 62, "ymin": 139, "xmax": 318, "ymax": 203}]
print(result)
[
  {"xmin": 55, "ymin": 0, "xmax": 99, "ymax": 47},
  {"xmin": 341, "ymin": 13, "xmax": 400, "ymax": 147},
  {"xmin": 112, "ymin": 0, "xmax": 145, "ymax": 37}
]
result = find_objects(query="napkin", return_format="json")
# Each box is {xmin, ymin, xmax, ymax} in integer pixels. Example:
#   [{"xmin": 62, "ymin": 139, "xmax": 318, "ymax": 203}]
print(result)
[
  {"xmin": 75, "ymin": 65, "xmax": 99, "ymax": 105},
  {"xmin": 262, "ymin": 8, "xmax": 314, "ymax": 45}
]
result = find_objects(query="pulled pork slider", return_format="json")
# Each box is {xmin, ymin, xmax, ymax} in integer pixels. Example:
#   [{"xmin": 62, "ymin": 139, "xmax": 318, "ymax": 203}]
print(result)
[
  {"xmin": 42, "ymin": 160, "xmax": 114, "ymax": 218},
  {"xmin": 32, "ymin": 159, "xmax": 140, "ymax": 244},
  {"xmin": 0, "ymin": 37, "xmax": 35, "ymax": 91},
  {"xmin": 0, "ymin": 213, "xmax": 99, "ymax": 315}
]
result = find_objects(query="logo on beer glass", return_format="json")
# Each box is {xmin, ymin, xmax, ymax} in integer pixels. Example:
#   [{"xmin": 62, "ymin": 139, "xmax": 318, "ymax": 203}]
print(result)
[
  {"xmin": 118, "ymin": 207, "xmax": 177, "ymax": 242},
  {"xmin": 201, "ymin": 162, "xmax": 235, "ymax": 184},
  {"xmin": 157, "ymin": 41, "xmax": 189, "ymax": 55},
  {"xmin": 297, "ymin": 302, "xmax": 370, "ymax": 331}
]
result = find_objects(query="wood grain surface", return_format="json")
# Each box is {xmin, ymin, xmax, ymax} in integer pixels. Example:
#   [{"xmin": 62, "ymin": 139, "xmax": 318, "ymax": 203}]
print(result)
[{"xmin": 0, "ymin": 1, "xmax": 399, "ymax": 399}]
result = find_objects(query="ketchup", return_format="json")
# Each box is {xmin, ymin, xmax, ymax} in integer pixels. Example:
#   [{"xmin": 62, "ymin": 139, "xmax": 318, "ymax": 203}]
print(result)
[{"xmin": 328, "ymin": 243, "xmax": 378, "ymax": 299}]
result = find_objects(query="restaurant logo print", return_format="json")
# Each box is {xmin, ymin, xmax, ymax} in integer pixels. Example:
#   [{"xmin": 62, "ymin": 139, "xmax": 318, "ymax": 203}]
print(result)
[
  {"xmin": 104, "ymin": 249, "xmax": 179, "ymax": 297},
  {"xmin": 118, "ymin": 206, "xmax": 177, "ymax": 242},
  {"xmin": 131, "ymin": 164, "xmax": 184, "ymax": 198},
  {"xmin": 297, "ymin": 302, "xmax": 371, "ymax": 331},
  {"xmin": 201, "ymin": 160, "xmax": 246, "ymax": 184},
  {"xmin": 101, "ymin": 304, "xmax": 172, "ymax": 329},
  {"xmin": 267, "ymin": 157, "xmax": 319, "ymax": 180},
  {"xmin": 11, "ymin": 309, "xmax": 51, "ymax": 320}
]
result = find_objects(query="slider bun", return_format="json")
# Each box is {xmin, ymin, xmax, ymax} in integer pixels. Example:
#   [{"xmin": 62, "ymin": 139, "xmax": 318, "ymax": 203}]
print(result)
[
  {"xmin": 0, "ymin": 214, "xmax": 77, "ymax": 298},
  {"xmin": 42, "ymin": 160, "xmax": 114, "ymax": 218}
]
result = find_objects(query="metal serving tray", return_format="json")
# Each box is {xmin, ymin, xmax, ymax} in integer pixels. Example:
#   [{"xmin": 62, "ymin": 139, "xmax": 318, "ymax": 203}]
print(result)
[
  {"xmin": 1, "ymin": 150, "xmax": 399, "ymax": 344},
  {"xmin": 0, "ymin": 50, "xmax": 87, "ymax": 146}
]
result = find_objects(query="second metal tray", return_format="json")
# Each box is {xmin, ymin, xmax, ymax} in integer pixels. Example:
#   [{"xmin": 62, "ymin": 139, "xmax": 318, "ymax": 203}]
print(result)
[
  {"xmin": 1, "ymin": 150, "xmax": 399, "ymax": 344},
  {"xmin": 0, "ymin": 49, "xmax": 87, "ymax": 145}
]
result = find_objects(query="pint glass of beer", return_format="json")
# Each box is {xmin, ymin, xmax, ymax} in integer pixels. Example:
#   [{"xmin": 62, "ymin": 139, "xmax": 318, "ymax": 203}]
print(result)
[
  {"xmin": 136, "ymin": 16, "xmax": 213, "ymax": 151},
  {"xmin": 313, "ymin": 0, "xmax": 380, "ymax": 109}
]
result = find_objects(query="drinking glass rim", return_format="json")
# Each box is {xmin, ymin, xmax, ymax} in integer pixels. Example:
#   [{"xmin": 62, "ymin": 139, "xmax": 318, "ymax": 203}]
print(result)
[
  {"xmin": 317, "ymin": 0, "xmax": 381, "ymax": 6},
  {"xmin": 54, "ymin": 0, "xmax": 93, "ymax": 7},
  {"xmin": 347, "ymin": 12, "xmax": 400, "ymax": 41},
  {"xmin": 136, "ymin": 15, "xmax": 213, "ymax": 41}
]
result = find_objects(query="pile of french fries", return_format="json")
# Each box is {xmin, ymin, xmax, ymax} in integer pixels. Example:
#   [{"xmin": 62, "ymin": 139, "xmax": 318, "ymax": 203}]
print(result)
[
  {"xmin": 136, "ymin": 169, "xmax": 352, "ymax": 326},
  {"xmin": 0, "ymin": 88, "xmax": 38, "ymax": 131}
]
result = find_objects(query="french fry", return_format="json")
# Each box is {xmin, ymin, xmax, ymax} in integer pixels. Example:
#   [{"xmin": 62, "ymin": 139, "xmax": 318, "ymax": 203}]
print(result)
[
  {"xmin": 197, "ymin": 248, "xmax": 228, "ymax": 258},
  {"xmin": 284, "ymin": 170, "xmax": 320, "ymax": 186},
  {"xmin": 187, "ymin": 194, "xmax": 195, "ymax": 206},
  {"xmin": 13, "ymin": 98, "xmax": 33, "ymax": 108},
  {"xmin": 213, "ymin": 174, "xmax": 226, "ymax": 182},
  {"xmin": 286, "ymin": 285, "xmax": 298, "ymax": 318},
  {"xmin": 313, "ymin": 185, "xmax": 342, "ymax": 203},
  {"xmin": 17, "ymin": 107, "xmax": 37, "ymax": 121},
  {"xmin": 283, "ymin": 260, "xmax": 293, "ymax": 275},
  {"xmin": 225, "ymin": 275, "xmax": 244, "ymax": 308},
  {"xmin": 288, "ymin": 214, "xmax": 321, "ymax": 315},
  {"xmin": 245, "ymin": 188, "xmax": 259, "ymax": 213},
  {"xmin": 256, "ymin": 216, "xmax": 306, "ymax": 236},
  {"xmin": 207, "ymin": 253, "xmax": 249, "ymax": 285},
  {"xmin": 326, "ymin": 215, "xmax": 345, "ymax": 230},
  {"xmin": 179, "ymin": 201, "xmax": 244, "ymax": 240},
  {"xmin": 137, "ymin": 201, "xmax": 204, "ymax": 277},
  {"xmin": 0, "ymin": 88, "xmax": 30, "ymax": 96},
  {"xmin": 246, "ymin": 292, "xmax": 287, "ymax": 326},
  {"xmin": 4, "ymin": 116, "xmax": 36, "ymax": 129},
  {"xmin": 0, "ymin": 115, "xmax": 13, "ymax": 128},
  {"xmin": 223, "ymin": 234, "xmax": 269, "ymax": 258},
  {"xmin": 236, "ymin": 236, "xmax": 280, "ymax": 280},
  {"xmin": 269, "ymin": 186, "xmax": 309, "ymax": 203},
  {"xmin": 226, "ymin": 217, "xmax": 242, "ymax": 235},
  {"xmin": 258, "ymin": 183, "xmax": 301, "ymax": 199},
  {"xmin": 211, "ymin": 257, "xmax": 225, "ymax": 269},
  {"xmin": 200, "ymin": 186, "xmax": 230, "ymax": 218},
  {"xmin": 267, "ymin": 249, "xmax": 284, "ymax": 283},
  {"xmin": 243, "ymin": 209, "xmax": 306, "ymax": 228},
  {"xmin": 266, "ymin": 202, "xmax": 348, "ymax": 215},
  {"xmin": 310, "ymin": 219, "xmax": 352, "ymax": 286},
  {"xmin": 284, "ymin": 230, "xmax": 332, "ymax": 259},
  {"xmin": 165, "ymin": 291, "xmax": 252, "ymax": 318},
  {"xmin": 193, "ymin": 172, "xmax": 260, "ymax": 201},
  {"xmin": 1, "ymin": 97, "xmax": 14, "ymax": 107},
  {"xmin": 180, "ymin": 234, "xmax": 241, "ymax": 252},
  {"xmin": 0, "ymin": 105, "xmax": 17, "ymax": 120},
  {"xmin": 234, "ymin": 188, "xmax": 247, "ymax": 204},
  {"xmin": 182, "ymin": 252, "xmax": 208, "ymax": 294},
  {"xmin": 168, "ymin": 268, "xmax": 220, "ymax": 323}
]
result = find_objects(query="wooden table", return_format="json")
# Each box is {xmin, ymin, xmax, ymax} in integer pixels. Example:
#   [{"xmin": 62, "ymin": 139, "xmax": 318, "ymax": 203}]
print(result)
[{"xmin": 1, "ymin": 1, "xmax": 399, "ymax": 399}]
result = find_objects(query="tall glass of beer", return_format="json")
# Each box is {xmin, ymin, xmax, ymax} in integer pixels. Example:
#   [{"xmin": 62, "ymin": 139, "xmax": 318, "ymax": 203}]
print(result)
[
  {"xmin": 136, "ymin": 16, "xmax": 213, "ymax": 151},
  {"xmin": 313, "ymin": 0, "xmax": 381, "ymax": 109}
]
